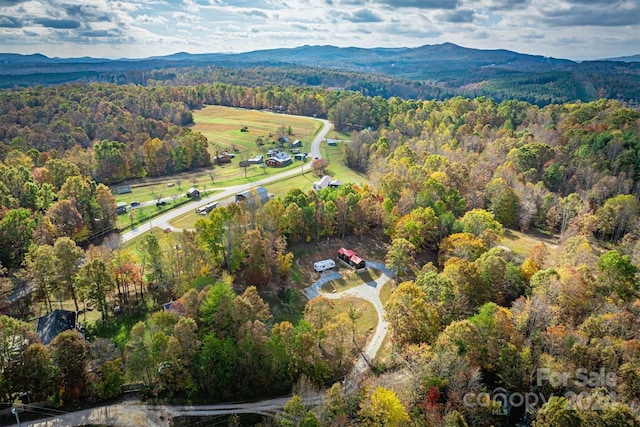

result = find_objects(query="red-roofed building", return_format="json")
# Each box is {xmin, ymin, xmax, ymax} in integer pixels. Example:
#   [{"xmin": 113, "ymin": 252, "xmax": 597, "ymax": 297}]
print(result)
[{"xmin": 337, "ymin": 248, "xmax": 366, "ymax": 269}]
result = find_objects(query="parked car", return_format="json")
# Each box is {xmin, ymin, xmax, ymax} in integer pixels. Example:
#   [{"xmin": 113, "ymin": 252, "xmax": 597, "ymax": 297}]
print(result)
[
  {"xmin": 130, "ymin": 201, "xmax": 141, "ymax": 209},
  {"xmin": 156, "ymin": 200, "xmax": 168, "ymax": 207}
]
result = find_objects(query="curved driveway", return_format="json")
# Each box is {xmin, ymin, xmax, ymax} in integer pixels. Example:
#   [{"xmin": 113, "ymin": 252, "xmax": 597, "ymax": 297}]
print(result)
[
  {"xmin": 15, "ymin": 118, "xmax": 389, "ymax": 427},
  {"xmin": 121, "ymin": 117, "xmax": 330, "ymax": 243},
  {"xmin": 314, "ymin": 270, "xmax": 391, "ymax": 377}
]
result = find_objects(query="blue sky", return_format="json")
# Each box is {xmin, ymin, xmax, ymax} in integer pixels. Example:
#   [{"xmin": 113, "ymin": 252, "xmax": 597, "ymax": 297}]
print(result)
[{"xmin": 0, "ymin": 0, "xmax": 638, "ymax": 60}]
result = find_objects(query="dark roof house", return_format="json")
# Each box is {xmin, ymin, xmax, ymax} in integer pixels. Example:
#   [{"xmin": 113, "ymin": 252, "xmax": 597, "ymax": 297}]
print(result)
[
  {"xmin": 36, "ymin": 309, "xmax": 78, "ymax": 345},
  {"xmin": 265, "ymin": 152, "xmax": 292, "ymax": 167}
]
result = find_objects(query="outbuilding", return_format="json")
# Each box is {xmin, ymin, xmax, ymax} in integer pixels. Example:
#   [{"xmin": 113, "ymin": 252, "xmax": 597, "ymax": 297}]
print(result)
[
  {"xmin": 235, "ymin": 186, "xmax": 269, "ymax": 205},
  {"xmin": 186, "ymin": 187, "xmax": 200, "ymax": 198}
]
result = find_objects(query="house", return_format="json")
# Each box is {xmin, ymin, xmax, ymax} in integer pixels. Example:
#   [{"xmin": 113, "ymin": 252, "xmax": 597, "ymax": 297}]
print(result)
[
  {"xmin": 36, "ymin": 309, "xmax": 78, "ymax": 345},
  {"xmin": 116, "ymin": 202, "xmax": 128, "ymax": 215},
  {"xmin": 265, "ymin": 152, "xmax": 292, "ymax": 167},
  {"xmin": 337, "ymin": 247, "xmax": 366, "ymax": 269},
  {"xmin": 213, "ymin": 153, "xmax": 233, "ymax": 165},
  {"xmin": 291, "ymin": 139, "xmax": 302, "ymax": 148},
  {"xmin": 235, "ymin": 186, "xmax": 269, "ymax": 205},
  {"xmin": 314, "ymin": 259, "xmax": 336, "ymax": 272},
  {"xmin": 186, "ymin": 187, "xmax": 200, "ymax": 198},
  {"xmin": 313, "ymin": 175, "xmax": 332, "ymax": 191},
  {"xmin": 326, "ymin": 139, "xmax": 337, "ymax": 146}
]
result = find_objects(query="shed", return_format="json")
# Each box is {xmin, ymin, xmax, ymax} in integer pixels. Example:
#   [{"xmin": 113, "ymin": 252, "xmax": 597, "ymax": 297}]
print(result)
[
  {"xmin": 291, "ymin": 139, "xmax": 302, "ymax": 148},
  {"xmin": 326, "ymin": 139, "xmax": 337, "ymax": 146},
  {"xmin": 235, "ymin": 186, "xmax": 269, "ymax": 205},
  {"xmin": 278, "ymin": 136, "xmax": 290, "ymax": 144},
  {"xmin": 248, "ymin": 155, "xmax": 264, "ymax": 164},
  {"xmin": 314, "ymin": 259, "xmax": 336, "ymax": 272},
  {"xmin": 186, "ymin": 187, "xmax": 200, "ymax": 198},
  {"xmin": 36, "ymin": 309, "xmax": 78, "ymax": 345}
]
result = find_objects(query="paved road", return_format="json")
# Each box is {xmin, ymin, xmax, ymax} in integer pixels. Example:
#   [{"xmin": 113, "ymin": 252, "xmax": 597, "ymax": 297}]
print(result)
[
  {"xmin": 20, "ymin": 394, "xmax": 324, "ymax": 427},
  {"xmin": 121, "ymin": 117, "xmax": 330, "ymax": 243}
]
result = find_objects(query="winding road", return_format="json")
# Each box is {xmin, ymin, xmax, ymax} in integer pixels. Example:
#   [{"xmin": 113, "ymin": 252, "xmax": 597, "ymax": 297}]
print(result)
[{"xmin": 14, "ymin": 117, "xmax": 394, "ymax": 427}]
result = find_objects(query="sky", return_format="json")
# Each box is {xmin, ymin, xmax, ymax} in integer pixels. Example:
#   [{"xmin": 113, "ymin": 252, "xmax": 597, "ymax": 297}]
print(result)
[{"xmin": 0, "ymin": 0, "xmax": 638, "ymax": 61}]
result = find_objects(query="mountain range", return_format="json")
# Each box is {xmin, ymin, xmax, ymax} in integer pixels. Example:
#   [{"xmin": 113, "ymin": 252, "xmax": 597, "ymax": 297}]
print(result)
[{"xmin": 1, "ymin": 43, "xmax": 639, "ymax": 105}]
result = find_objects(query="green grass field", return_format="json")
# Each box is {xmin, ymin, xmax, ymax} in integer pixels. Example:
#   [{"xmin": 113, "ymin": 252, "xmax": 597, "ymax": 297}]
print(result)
[{"xmin": 192, "ymin": 105, "xmax": 321, "ymax": 156}]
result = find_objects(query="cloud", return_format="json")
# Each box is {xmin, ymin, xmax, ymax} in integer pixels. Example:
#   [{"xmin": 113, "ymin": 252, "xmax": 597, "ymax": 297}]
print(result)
[
  {"xmin": 78, "ymin": 28, "xmax": 124, "ymax": 37},
  {"xmin": 63, "ymin": 4, "xmax": 112, "ymax": 22},
  {"xmin": 537, "ymin": 1, "xmax": 640, "ymax": 27},
  {"xmin": 0, "ymin": 0, "xmax": 27, "ymax": 5},
  {"xmin": 238, "ymin": 9, "xmax": 269, "ymax": 18},
  {"xmin": 438, "ymin": 9, "xmax": 475, "ymax": 23},
  {"xmin": 479, "ymin": 0, "xmax": 529, "ymax": 11},
  {"xmin": 377, "ymin": 0, "xmax": 460, "ymax": 9},
  {"xmin": 339, "ymin": 8, "xmax": 383, "ymax": 23},
  {"xmin": 136, "ymin": 14, "xmax": 168, "ymax": 24},
  {"xmin": 0, "ymin": 15, "xmax": 22, "ymax": 27},
  {"xmin": 33, "ymin": 18, "xmax": 81, "ymax": 29}
]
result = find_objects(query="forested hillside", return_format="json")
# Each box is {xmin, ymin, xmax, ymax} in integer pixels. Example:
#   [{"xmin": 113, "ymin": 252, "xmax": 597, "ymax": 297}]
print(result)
[
  {"xmin": 0, "ymin": 79, "xmax": 640, "ymax": 426},
  {"xmin": 2, "ymin": 43, "xmax": 639, "ymax": 106}
]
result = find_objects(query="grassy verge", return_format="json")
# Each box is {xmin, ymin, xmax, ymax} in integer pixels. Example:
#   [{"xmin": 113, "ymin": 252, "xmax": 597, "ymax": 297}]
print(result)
[
  {"xmin": 321, "ymin": 268, "xmax": 382, "ymax": 293},
  {"xmin": 168, "ymin": 172, "xmax": 318, "ymax": 230},
  {"xmin": 379, "ymin": 280, "xmax": 395, "ymax": 306},
  {"xmin": 116, "ymin": 191, "xmax": 219, "ymax": 231},
  {"xmin": 320, "ymin": 142, "xmax": 370, "ymax": 186}
]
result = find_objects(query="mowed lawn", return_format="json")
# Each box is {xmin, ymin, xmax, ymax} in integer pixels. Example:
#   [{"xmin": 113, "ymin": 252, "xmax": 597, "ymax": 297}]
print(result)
[
  {"xmin": 501, "ymin": 229, "xmax": 561, "ymax": 267},
  {"xmin": 192, "ymin": 105, "xmax": 321, "ymax": 156}
]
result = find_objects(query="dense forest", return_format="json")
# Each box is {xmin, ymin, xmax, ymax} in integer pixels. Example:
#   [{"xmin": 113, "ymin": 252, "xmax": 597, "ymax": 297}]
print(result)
[{"xmin": 1, "ymin": 78, "xmax": 640, "ymax": 426}]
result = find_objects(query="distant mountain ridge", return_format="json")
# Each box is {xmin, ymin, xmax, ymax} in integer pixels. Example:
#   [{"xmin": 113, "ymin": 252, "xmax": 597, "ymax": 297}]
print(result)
[
  {"xmin": 0, "ymin": 43, "xmax": 639, "ymax": 105},
  {"xmin": 603, "ymin": 54, "xmax": 640, "ymax": 63},
  {"xmin": 0, "ymin": 42, "xmax": 578, "ymax": 70}
]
